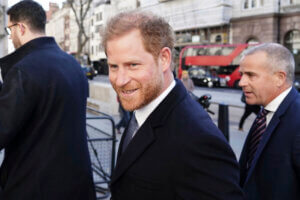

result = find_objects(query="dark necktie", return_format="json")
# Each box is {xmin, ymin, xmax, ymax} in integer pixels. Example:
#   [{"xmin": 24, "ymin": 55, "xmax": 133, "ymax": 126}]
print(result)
[
  {"xmin": 247, "ymin": 108, "xmax": 269, "ymax": 169},
  {"xmin": 122, "ymin": 113, "xmax": 139, "ymax": 154}
]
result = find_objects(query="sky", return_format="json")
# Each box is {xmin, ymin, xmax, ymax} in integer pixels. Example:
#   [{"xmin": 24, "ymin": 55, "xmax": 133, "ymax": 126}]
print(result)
[{"xmin": 8, "ymin": 0, "xmax": 65, "ymax": 10}]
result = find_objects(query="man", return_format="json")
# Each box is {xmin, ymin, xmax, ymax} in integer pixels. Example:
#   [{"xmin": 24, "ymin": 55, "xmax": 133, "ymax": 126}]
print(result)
[
  {"xmin": 0, "ymin": 1, "xmax": 96, "ymax": 199},
  {"xmin": 102, "ymin": 11, "xmax": 244, "ymax": 200},
  {"xmin": 180, "ymin": 70, "xmax": 194, "ymax": 92},
  {"xmin": 239, "ymin": 43, "xmax": 300, "ymax": 200}
]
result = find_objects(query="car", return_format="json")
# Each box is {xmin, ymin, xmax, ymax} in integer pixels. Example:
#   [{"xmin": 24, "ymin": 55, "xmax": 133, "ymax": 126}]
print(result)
[
  {"xmin": 294, "ymin": 80, "xmax": 300, "ymax": 92},
  {"xmin": 82, "ymin": 65, "xmax": 98, "ymax": 80},
  {"xmin": 188, "ymin": 67, "xmax": 226, "ymax": 88}
]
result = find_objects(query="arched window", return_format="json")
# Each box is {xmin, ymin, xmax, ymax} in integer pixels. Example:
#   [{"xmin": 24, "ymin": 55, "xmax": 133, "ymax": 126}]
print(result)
[
  {"xmin": 284, "ymin": 30, "xmax": 300, "ymax": 74},
  {"xmin": 215, "ymin": 35, "xmax": 222, "ymax": 43},
  {"xmin": 246, "ymin": 37, "xmax": 259, "ymax": 44}
]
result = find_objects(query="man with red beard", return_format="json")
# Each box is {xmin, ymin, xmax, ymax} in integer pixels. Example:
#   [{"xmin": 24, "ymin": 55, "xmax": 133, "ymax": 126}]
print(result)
[
  {"xmin": 239, "ymin": 43, "xmax": 300, "ymax": 200},
  {"xmin": 103, "ymin": 11, "xmax": 243, "ymax": 200}
]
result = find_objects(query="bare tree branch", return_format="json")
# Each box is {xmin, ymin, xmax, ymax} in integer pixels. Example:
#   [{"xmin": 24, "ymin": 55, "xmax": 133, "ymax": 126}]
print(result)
[{"xmin": 67, "ymin": 0, "xmax": 92, "ymax": 60}]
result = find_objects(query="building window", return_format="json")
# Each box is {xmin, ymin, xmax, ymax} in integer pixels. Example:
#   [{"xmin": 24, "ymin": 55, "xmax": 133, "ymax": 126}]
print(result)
[
  {"xmin": 284, "ymin": 30, "xmax": 300, "ymax": 75},
  {"xmin": 246, "ymin": 37, "xmax": 259, "ymax": 44},
  {"xmin": 243, "ymin": 0, "xmax": 261, "ymax": 9},
  {"xmin": 244, "ymin": 0, "xmax": 249, "ymax": 9},
  {"xmin": 95, "ymin": 25, "xmax": 103, "ymax": 32},
  {"xmin": 96, "ymin": 12, "xmax": 102, "ymax": 21},
  {"xmin": 215, "ymin": 35, "xmax": 222, "ymax": 43}
]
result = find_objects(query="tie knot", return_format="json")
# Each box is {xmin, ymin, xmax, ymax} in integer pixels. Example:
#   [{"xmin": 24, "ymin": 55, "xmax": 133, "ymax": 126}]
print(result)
[
  {"xmin": 259, "ymin": 108, "xmax": 269, "ymax": 118},
  {"xmin": 131, "ymin": 113, "xmax": 138, "ymax": 128}
]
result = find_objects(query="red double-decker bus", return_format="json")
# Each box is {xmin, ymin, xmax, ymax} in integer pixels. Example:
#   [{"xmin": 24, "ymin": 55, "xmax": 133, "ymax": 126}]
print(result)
[{"xmin": 178, "ymin": 44, "xmax": 257, "ymax": 88}]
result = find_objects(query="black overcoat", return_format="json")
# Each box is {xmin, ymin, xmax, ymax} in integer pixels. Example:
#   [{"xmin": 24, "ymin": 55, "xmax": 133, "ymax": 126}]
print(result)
[
  {"xmin": 110, "ymin": 80, "xmax": 244, "ymax": 200},
  {"xmin": 0, "ymin": 37, "xmax": 96, "ymax": 200},
  {"xmin": 240, "ymin": 88, "xmax": 300, "ymax": 200}
]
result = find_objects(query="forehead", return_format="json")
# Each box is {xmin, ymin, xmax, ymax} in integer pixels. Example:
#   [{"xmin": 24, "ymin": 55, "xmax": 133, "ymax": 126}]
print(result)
[
  {"xmin": 7, "ymin": 16, "xmax": 18, "ymax": 26},
  {"xmin": 107, "ymin": 30, "xmax": 147, "ymax": 59},
  {"xmin": 7, "ymin": 16, "xmax": 12, "ymax": 24}
]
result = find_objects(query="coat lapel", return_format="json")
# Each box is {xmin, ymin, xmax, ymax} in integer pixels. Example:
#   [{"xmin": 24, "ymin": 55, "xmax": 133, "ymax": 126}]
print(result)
[
  {"xmin": 111, "ymin": 122, "xmax": 155, "ymax": 184},
  {"xmin": 243, "ymin": 88, "xmax": 298, "ymax": 186}
]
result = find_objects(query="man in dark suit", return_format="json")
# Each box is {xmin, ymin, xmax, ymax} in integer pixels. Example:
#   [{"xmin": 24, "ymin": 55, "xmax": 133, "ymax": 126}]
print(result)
[
  {"xmin": 0, "ymin": 1, "xmax": 96, "ymax": 199},
  {"xmin": 102, "ymin": 11, "xmax": 243, "ymax": 200},
  {"xmin": 239, "ymin": 43, "xmax": 300, "ymax": 200}
]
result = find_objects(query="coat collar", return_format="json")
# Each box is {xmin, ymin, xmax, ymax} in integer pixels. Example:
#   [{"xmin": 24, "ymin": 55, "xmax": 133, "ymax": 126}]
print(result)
[
  {"xmin": 0, "ymin": 37, "xmax": 58, "ymax": 79},
  {"xmin": 241, "ymin": 87, "xmax": 298, "ymax": 186},
  {"xmin": 148, "ymin": 79, "xmax": 187, "ymax": 127},
  {"xmin": 110, "ymin": 79, "xmax": 188, "ymax": 185}
]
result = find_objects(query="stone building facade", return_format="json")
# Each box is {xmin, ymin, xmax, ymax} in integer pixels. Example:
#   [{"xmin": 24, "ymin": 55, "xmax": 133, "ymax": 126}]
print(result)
[
  {"xmin": 231, "ymin": 0, "xmax": 300, "ymax": 78},
  {"xmin": 140, "ymin": 0, "xmax": 232, "ymax": 47}
]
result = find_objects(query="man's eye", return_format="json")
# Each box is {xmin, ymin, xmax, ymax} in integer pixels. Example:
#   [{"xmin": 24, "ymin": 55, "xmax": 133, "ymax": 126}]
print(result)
[
  {"xmin": 130, "ymin": 63, "xmax": 138, "ymax": 67},
  {"xmin": 109, "ymin": 64, "xmax": 118, "ymax": 69}
]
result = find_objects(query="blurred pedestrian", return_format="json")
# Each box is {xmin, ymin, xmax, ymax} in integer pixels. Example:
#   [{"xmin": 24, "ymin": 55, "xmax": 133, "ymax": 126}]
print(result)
[
  {"xmin": 238, "ymin": 93, "xmax": 260, "ymax": 131},
  {"xmin": 0, "ymin": 1, "xmax": 95, "ymax": 199},
  {"xmin": 180, "ymin": 70, "xmax": 194, "ymax": 92},
  {"xmin": 102, "ymin": 11, "xmax": 243, "ymax": 200},
  {"xmin": 239, "ymin": 43, "xmax": 300, "ymax": 200}
]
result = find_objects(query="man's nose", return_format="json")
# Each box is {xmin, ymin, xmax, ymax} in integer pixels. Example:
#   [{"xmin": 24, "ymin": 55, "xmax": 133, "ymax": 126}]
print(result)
[
  {"xmin": 239, "ymin": 76, "xmax": 246, "ymax": 87},
  {"xmin": 115, "ymin": 68, "xmax": 130, "ymax": 87}
]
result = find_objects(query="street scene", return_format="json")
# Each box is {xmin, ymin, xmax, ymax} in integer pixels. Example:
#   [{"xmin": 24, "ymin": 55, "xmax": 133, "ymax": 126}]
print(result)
[{"xmin": 0, "ymin": 0, "xmax": 300, "ymax": 199}]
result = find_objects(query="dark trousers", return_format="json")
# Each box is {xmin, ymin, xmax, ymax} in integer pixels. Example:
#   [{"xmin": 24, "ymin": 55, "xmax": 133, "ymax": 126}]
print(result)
[
  {"xmin": 116, "ymin": 105, "xmax": 131, "ymax": 130},
  {"xmin": 239, "ymin": 104, "xmax": 260, "ymax": 129}
]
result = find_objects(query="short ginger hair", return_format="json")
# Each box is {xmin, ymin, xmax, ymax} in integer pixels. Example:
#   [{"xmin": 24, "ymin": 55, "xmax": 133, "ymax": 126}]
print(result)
[{"xmin": 101, "ymin": 11, "xmax": 174, "ymax": 61}]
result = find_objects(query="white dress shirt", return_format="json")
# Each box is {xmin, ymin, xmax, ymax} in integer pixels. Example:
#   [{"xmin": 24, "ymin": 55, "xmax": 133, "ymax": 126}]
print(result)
[
  {"xmin": 133, "ymin": 80, "xmax": 176, "ymax": 136},
  {"xmin": 264, "ymin": 87, "xmax": 292, "ymax": 126}
]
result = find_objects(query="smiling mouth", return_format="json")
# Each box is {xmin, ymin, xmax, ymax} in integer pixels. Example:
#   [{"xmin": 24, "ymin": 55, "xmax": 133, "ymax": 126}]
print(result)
[{"xmin": 120, "ymin": 88, "xmax": 138, "ymax": 96}]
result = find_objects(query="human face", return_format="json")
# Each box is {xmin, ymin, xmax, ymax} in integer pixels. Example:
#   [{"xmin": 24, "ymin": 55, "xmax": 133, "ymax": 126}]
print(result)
[
  {"xmin": 107, "ymin": 29, "xmax": 164, "ymax": 111},
  {"xmin": 239, "ymin": 51, "xmax": 280, "ymax": 107},
  {"xmin": 7, "ymin": 17, "xmax": 22, "ymax": 49}
]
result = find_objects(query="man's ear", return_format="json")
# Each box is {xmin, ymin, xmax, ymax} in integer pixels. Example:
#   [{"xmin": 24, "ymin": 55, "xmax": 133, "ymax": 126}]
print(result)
[
  {"xmin": 158, "ymin": 47, "xmax": 172, "ymax": 72},
  {"xmin": 19, "ymin": 23, "xmax": 26, "ymax": 35},
  {"xmin": 275, "ymin": 70, "xmax": 287, "ymax": 87}
]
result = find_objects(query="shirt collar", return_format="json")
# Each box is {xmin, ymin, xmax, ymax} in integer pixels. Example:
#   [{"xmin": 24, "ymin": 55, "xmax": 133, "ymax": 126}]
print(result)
[
  {"xmin": 265, "ymin": 87, "xmax": 292, "ymax": 113},
  {"xmin": 135, "ymin": 80, "xmax": 176, "ymax": 127}
]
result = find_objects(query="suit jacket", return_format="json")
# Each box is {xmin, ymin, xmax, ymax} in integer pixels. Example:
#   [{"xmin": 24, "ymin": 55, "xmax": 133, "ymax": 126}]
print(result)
[
  {"xmin": 0, "ymin": 37, "xmax": 96, "ymax": 199},
  {"xmin": 110, "ymin": 80, "xmax": 243, "ymax": 200},
  {"xmin": 239, "ymin": 87, "xmax": 300, "ymax": 200}
]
